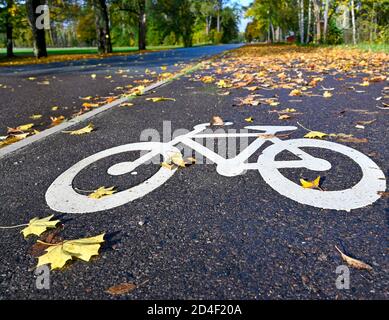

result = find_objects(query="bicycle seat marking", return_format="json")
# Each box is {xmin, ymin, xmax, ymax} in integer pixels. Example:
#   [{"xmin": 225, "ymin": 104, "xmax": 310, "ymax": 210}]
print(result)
[{"xmin": 46, "ymin": 123, "xmax": 386, "ymax": 213}]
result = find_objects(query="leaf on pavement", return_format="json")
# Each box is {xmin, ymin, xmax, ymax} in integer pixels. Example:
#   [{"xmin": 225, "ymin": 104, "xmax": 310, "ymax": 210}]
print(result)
[
  {"xmin": 37, "ymin": 233, "xmax": 105, "ymax": 270},
  {"xmin": 63, "ymin": 123, "xmax": 94, "ymax": 135},
  {"xmin": 279, "ymin": 114, "xmax": 291, "ymax": 120},
  {"xmin": 201, "ymin": 76, "xmax": 215, "ymax": 84},
  {"xmin": 289, "ymin": 89, "xmax": 302, "ymax": 96},
  {"xmin": 300, "ymin": 176, "xmax": 321, "ymax": 189},
  {"xmin": 146, "ymin": 97, "xmax": 176, "ymax": 103},
  {"xmin": 378, "ymin": 191, "xmax": 389, "ymax": 198},
  {"xmin": 337, "ymin": 137, "xmax": 368, "ymax": 143},
  {"xmin": 91, "ymin": 74, "xmax": 97, "ymax": 79},
  {"xmin": 210, "ymin": 116, "xmax": 224, "ymax": 126},
  {"xmin": 21, "ymin": 215, "xmax": 60, "ymax": 238},
  {"xmin": 50, "ymin": 116, "xmax": 65, "ymax": 126},
  {"xmin": 14, "ymin": 123, "xmax": 34, "ymax": 132},
  {"xmin": 51, "ymin": 106, "xmax": 59, "ymax": 111},
  {"xmin": 335, "ymin": 246, "xmax": 372, "ymax": 271},
  {"xmin": 89, "ymin": 187, "xmax": 117, "ymax": 199},
  {"xmin": 217, "ymin": 80, "xmax": 232, "ymax": 88},
  {"xmin": 105, "ymin": 283, "xmax": 137, "ymax": 295},
  {"xmin": 304, "ymin": 131, "xmax": 328, "ymax": 139},
  {"xmin": 245, "ymin": 117, "xmax": 254, "ymax": 123},
  {"xmin": 120, "ymin": 102, "xmax": 134, "ymax": 107},
  {"xmin": 323, "ymin": 91, "xmax": 333, "ymax": 98},
  {"xmin": 30, "ymin": 114, "xmax": 42, "ymax": 120},
  {"xmin": 82, "ymin": 102, "xmax": 99, "ymax": 108}
]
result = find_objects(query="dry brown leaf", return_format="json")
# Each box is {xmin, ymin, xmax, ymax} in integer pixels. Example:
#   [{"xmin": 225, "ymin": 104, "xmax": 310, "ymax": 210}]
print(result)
[
  {"xmin": 335, "ymin": 246, "xmax": 372, "ymax": 271},
  {"xmin": 210, "ymin": 116, "xmax": 224, "ymax": 126},
  {"xmin": 105, "ymin": 283, "xmax": 137, "ymax": 295}
]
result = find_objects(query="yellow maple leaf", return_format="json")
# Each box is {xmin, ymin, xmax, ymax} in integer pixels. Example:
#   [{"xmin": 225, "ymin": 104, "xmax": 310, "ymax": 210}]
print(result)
[
  {"xmin": 279, "ymin": 115, "xmax": 291, "ymax": 120},
  {"xmin": 91, "ymin": 74, "xmax": 97, "ymax": 79},
  {"xmin": 217, "ymin": 80, "xmax": 232, "ymax": 88},
  {"xmin": 63, "ymin": 124, "xmax": 94, "ymax": 135},
  {"xmin": 120, "ymin": 102, "xmax": 134, "ymax": 107},
  {"xmin": 245, "ymin": 117, "xmax": 254, "ymax": 123},
  {"xmin": 16, "ymin": 123, "xmax": 34, "ymax": 131},
  {"xmin": 300, "ymin": 176, "xmax": 321, "ymax": 189},
  {"xmin": 21, "ymin": 215, "xmax": 60, "ymax": 238},
  {"xmin": 304, "ymin": 131, "xmax": 327, "ymax": 139},
  {"xmin": 30, "ymin": 114, "xmax": 42, "ymax": 120},
  {"xmin": 289, "ymin": 89, "xmax": 302, "ymax": 96},
  {"xmin": 37, "ymin": 234, "xmax": 105, "ymax": 270},
  {"xmin": 88, "ymin": 187, "xmax": 116, "ymax": 199},
  {"xmin": 146, "ymin": 97, "xmax": 176, "ymax": 102},
  {"xmin": 323, "ymin": 91, "xmax": 333, "ymax": 98},
  {"xmin": 50, "ymin": 116, "xmax": 65, "ymax": 126},
  {"xmin": 201, "ymin": 76, "xmax": 215, "ymax": 83}
]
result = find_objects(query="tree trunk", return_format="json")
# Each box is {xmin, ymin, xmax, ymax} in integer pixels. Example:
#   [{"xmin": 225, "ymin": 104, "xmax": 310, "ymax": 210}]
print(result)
[
  {"xmin": 26, "ymin": 0, "xmax": 47, "ymax": 58},
  {"xmin": 323, "ymin": 0, "xmax": 329, "ymax": 43},
  {"xmin": 216, "ymin": 0, "xmax": 222, "ymax": 33},
  {"xmin": 313, "ymin": 0, "xmax": 321, "ymax": 43},
  {"xmin": 306, "ymin": 0, "xmax": 312, "ymax": 43},
  {"xmin": 299, "ymin": 0, "xmax": 305, "ymax": 44},
  {"xmin": 138, "ymin": 0, "xmax": 146, "ymax": 50},
  {"xmin": 94, "ymin": 0, "xmax": 112, "ymax": 54},
  {"xmin": 6, "ymin": 0, "xmax": 14, "ymax": 58},
  {"xmin": 350, "ymin": 0, "xmax": 356, "ymax": 45}
]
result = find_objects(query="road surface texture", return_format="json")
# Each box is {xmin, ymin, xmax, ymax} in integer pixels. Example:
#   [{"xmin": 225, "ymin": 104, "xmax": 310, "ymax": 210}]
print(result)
[
  {"xmin": 0, "ymin": 44, "xmax": 388, "ymax": 299},
  {"xmin": 0, "ymin": 44, "xmax": 240, "ymax": 137}
]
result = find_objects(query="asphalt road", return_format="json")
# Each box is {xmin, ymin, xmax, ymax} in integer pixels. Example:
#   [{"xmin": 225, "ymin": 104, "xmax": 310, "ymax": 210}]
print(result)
[
  {"xmin": 0, "ymin": 45, "xmax": 388, "ymax": 300},
  {"xmin": 0, "ymin": 44, "xmax": 240, "ymax": 136}
]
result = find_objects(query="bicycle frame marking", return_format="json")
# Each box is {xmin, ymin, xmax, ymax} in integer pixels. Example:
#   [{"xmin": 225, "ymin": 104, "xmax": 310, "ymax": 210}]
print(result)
[{"xmin": 45, "ymin": 123, "xmax": 386, "ymax": 213}]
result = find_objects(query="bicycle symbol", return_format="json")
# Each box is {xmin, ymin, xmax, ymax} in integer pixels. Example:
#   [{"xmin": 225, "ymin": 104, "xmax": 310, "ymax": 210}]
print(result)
[{"xmin": 46, "ymin": 123, "xmax": 386, "ymax": 213}]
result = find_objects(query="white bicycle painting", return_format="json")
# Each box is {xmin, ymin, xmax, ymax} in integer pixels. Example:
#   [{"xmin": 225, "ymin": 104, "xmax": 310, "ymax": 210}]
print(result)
[{"xmin": 46, "ymin": 123, "xmax": 386, "ymax": 213}]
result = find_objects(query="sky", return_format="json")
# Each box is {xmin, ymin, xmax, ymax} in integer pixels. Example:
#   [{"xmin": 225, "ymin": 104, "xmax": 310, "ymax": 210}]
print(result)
[{"xmin": 238, "ymin": 0, "xmax": 252, "ymax": 32}]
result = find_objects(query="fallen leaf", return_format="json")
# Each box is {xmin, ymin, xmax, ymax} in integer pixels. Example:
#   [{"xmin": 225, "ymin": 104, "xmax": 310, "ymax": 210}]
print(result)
[
  {"xmin": 210, "ymin": 116, "xmax": 224, "ymax": 126},
  {"xmin": 201, "ymin": 76, "xmax": 215, "ymax": 83},
  {"xmin": 289, "ymin": 89, "xmax": 302, "ymax": 96},
  {"xmin": 120, "ymin": 102, "xmax": 134, "ymax": 107},
  {"xmin": 82, "ymin": 102, "xmax": 100, "ymax": 108},
  {"xmin": 37, "ymin": 234, "xmax": 105, "ymax": 270},
  {"xmin": 335, "ymin": 246, "xmax": 372, "ymax": 271},
  {"xmin": 378, "ymin": 191, "xmax": 389, "ymax": 198},
  {"xmin": 304, "ymin": 131, "xmax": 327, "ymax": 139},
  {"xmin": 146, "ymin": 97, "xmax": 176, "ymax": 102},
  {"xmin": 245, "ymin": 117, "xmax": 254, "ymax": 123},
  {"xmin": 337, "ymin": 137, "xmax": 368, "ymax": 143},
  {"xmin": 89, "ymin": 187, "xmax": 116, "ymax": 199},
  {"xmin": 170, "ymin": 152, "xmax": 186, "ymax": 167},
  {"xmin": 50, "ymin": 116, "xmax": 65, "ymax": 126},
  {"xmin": 323, "ymin": 91, "xmax": 333, "ymax": 98},
  {"xmin": 279, "ymin": 115, "xmax": 291, "ymax": 120},
  {"xmin": 356, "ymin": 119, "xmax": 376, "ymax": 126},
  {"xmin": 217, "ymin": 80, "xmax": 232, "ymax": 88},
  {"xmin": 105, "ymin": 283, "xmax": 137, "ymax": 295},
  {"xmin": 300, "ymin": 176, "xmax": 321, "ymax": 189},
  {"xmin": 30, "ymin": 114, "xmax": 42, "ymax": 120},
  {"xmin": 63, "ymin": 124, "xmax": 94, "ymax": 135},
  {"xmin": 91, "ymin": 74, "xmax": 97, "ymax": 79},
  {"xmin": 16, "ymin": 123, "xmax": 34, "ymax": 132},
  {"xmin": 21, "ymin": 215, "xmax": 60, "ymax": 238}
]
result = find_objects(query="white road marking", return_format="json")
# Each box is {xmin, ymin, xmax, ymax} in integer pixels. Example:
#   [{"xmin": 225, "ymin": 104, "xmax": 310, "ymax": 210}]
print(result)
[{"xmin": 46, "ymin": 124, "xmax": 386, "ymax": 213}]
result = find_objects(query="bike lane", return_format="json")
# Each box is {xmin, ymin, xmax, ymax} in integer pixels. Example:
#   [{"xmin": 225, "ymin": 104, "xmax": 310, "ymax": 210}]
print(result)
[{"xmin": 0, "ymin": 55, "xmax": 388, "ymax": 299}]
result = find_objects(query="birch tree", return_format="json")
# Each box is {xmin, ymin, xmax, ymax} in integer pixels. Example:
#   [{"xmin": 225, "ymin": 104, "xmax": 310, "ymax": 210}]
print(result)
[
  {"xmin": 350, "ymin": 0, "xmax": 356, "ymax": 45},
  {"xmin": 298, "ymin": 0, "xmax": 305, "ymax": 43},
  {"xmin": 306, "ymin": 0, "xmax": 312, "ymax": 43},
  {"xmin": 323, "ymin": 0, "xmax": 329, "ymax": 42}
]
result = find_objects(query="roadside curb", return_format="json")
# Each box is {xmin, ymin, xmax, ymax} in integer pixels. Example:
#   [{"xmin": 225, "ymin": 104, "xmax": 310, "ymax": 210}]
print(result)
[{"xmin": 0, "ymin": 58, "xmax": 208, "ymax": 160}]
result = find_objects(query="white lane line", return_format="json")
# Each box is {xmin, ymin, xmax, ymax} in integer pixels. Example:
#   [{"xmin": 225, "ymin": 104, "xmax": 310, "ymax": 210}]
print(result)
[{"xmin": 0, "ymin": 62, "xmax": 204, "ymax": 160}]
